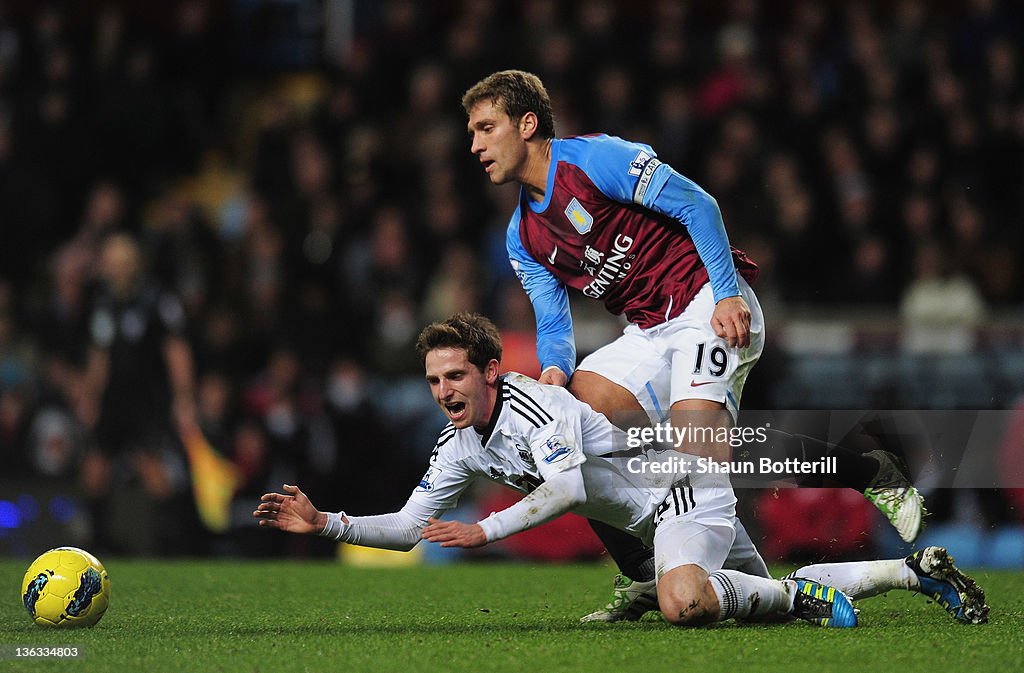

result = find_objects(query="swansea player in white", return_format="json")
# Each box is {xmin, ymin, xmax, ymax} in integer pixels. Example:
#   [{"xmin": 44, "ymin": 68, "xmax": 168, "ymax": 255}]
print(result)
[{"xmin": 254, "ymin": 314, "xmax": 988, "ymax": 627}]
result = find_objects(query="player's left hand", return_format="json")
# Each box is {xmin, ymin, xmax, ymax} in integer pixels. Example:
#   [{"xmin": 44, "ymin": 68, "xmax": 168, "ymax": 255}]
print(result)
[
  {"xmin": 538, "ymin": 367, "xmax": 568, "ymax": 387},
  {"xmin": 711, "ymin": 296, "xmax": 751, "ymax": 349},
  {"xmin": 421, "ymin": 517, "xmax": 488, "ymax": 548},
  {"xmin": 254, "ymin": 484, "xmax": 325, "ymax": 535}
]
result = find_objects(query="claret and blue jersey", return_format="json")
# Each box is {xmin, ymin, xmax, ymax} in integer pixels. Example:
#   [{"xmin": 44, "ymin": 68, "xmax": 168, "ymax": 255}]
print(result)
[{"xmin": 506, "ymin": 134, "xmax": 758, "ymax": 377}]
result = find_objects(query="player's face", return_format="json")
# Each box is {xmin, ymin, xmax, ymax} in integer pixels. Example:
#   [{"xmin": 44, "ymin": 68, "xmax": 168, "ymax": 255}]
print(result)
[
  {"xmin": 425, "ymin": 347, "xmax": 499, "ymax": 430},
  {"xmin": 467, "ymin": 100, "xmax": 528, "ymax": 185}
]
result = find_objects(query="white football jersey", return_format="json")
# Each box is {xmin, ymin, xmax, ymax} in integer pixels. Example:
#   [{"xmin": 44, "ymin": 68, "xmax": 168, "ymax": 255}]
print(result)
[{"xmin": 407, "ymin": 373, "xmax": 732, "ymax": 545}]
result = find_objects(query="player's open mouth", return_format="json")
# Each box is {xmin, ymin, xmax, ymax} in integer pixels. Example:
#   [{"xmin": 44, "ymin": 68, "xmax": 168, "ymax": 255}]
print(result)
[
  {"xmin": 445, "ymin": 401, "xmax": 467, "ymax": 420},
  {"xmin": 482, "ymin": 160, "xmax": 495, "ymax": 172}
]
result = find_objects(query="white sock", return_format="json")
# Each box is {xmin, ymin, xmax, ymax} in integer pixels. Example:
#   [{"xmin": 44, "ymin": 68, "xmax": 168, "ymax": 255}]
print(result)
[
  {"xmin": 790, "ymin": 560, "xmax": 918, "ymax": 600},
  {"xmin": 708, "ymin": 570, "xmax": 795, "ymax": 621}
]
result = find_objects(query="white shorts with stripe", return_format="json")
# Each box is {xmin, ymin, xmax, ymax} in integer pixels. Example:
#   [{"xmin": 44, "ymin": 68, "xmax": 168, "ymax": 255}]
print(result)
[
  {"xmin": 577, "ymin": 277, "xmax": 764, "ymax": 425},
  {"xmin": 650, "ymin": 478, "xmax": 768, "ymax": 578}
]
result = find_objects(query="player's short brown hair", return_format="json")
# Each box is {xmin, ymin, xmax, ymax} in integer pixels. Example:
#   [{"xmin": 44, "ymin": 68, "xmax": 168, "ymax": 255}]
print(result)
[
  {"xmin": 462, "ymin": 70, "xmax": 555, "ymax": 139},
  {"xmin": 416, "ymin": 313, "xmax": 503, "ymax": 371}
]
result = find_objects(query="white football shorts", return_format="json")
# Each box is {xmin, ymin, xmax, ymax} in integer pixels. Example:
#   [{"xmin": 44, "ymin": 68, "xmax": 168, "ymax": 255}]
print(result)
[
  {"xmin": 651, "ymin": 479, "xmax": 737, "ymax": 577},
  {"xmin": 577, "ymin": 277, "xmax": 764, "ymax": 425}
]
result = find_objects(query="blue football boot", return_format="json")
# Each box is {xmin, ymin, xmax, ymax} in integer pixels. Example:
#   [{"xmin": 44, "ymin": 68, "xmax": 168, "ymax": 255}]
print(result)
[
  {"xmin": 791, "ymin": 579, "xmax": 858, "ymax": 628},
  {"xmin": 906, "ymin": 546, "xmax": 989, "ymax": 624}
]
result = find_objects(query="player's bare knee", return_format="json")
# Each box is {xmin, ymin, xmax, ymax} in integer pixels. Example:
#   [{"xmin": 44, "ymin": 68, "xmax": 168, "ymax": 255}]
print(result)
[
  {"xmin": 657, "ymin": 576, "xmax": 717, "ymax": 627},
  {"xmin": 658, "ymin": 566, "xmax": 718, "ymax": 627},
  {"xmin": 659, "ymin": 588, "xmax": 716, "ymax": 627}
]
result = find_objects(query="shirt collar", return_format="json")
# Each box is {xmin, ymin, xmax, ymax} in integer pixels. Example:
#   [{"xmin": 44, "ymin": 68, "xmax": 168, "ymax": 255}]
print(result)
[{"xmin": 476, "ymin": 376, "xmax": 505, "ymax": 445}]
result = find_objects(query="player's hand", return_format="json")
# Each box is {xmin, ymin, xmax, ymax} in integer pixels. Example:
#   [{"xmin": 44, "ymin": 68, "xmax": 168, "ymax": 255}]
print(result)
[
  {"xmin": 253, "ymin": 484, "xmax": 326, "ymax": 535},
  {"xmin": 421, "ymin": 517, "xmax": 488, "ymax": 548},
  {"xmin": 538, "ymin": 367, "xmax": 568, "ymax": 387},
  {"xmin": 711, "ymin": 296, "xmax": 751, "ymax": 349}
]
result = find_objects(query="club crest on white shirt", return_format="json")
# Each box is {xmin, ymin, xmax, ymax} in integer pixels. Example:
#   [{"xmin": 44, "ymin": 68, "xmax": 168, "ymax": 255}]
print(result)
[{"xmin": 515, "ymin": 442, "xmax": 535, "ymax": 465}]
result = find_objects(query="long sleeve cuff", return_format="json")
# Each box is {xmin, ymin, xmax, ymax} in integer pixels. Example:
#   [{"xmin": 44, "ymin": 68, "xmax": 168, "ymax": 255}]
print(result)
[{"xmin": 318, "ymin": 511, "xmax": 347, "ymax": 541}]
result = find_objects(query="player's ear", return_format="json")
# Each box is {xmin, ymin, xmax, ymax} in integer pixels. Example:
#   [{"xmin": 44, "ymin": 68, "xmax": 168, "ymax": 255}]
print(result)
[
  {"xmin": 519, "ymin": 112, "xmax": 538, "ymax": 140},
  {"xmin": 484, "ymin": 359, "xmax": 500, "ymax": 384}
]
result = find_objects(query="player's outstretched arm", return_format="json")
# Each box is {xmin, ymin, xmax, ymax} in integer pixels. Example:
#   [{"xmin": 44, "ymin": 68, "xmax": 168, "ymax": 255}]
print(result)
[
  {"xmin": 422, "ymin": 468, "xmax": 587, "ymax": 548},
  {"xmin": 253, "ymin": 484, "xmax": 328, "ymax": 535}
]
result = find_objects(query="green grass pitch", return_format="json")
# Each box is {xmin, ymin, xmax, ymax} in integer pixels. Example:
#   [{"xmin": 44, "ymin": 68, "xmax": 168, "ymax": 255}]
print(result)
[{"xmin": 1, "ymin": 559, "xmax": 1022, "ymax": 673}]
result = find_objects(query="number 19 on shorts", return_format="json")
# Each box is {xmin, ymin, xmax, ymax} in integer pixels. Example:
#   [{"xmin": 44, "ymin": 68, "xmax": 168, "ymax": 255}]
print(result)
[{"xmin": 693, "ymin": 343, "xmax": 728, "ymax": 377}]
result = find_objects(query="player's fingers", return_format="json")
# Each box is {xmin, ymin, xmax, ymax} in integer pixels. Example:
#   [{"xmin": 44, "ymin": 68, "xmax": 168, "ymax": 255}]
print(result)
[
  {"xmin": 424, "ymin": 528, "xmax": 456, "ymax": 542},
  {"xmin": 737, "ymin": 323, "xmax": 751, "ymax": 349},
  {"xmin": 425, "ymin": 524, "xmax": 454, "ymax": 540},
  {"xmin": 729, "ymin": 318, "xmax": 746, "ymax": 348},
  {"xmin": 720, "ymin": 320, "xmax": 738, "ymax": 347},
  {"xmin": 713, "ymin": 323, "xmax": 731, "ymax": 346}
]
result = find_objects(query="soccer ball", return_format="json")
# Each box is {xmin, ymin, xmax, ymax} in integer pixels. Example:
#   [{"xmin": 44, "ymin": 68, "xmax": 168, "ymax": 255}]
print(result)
[{"xmin": 21, "ymin": 547, "xmax": 111, "ymax": 628}]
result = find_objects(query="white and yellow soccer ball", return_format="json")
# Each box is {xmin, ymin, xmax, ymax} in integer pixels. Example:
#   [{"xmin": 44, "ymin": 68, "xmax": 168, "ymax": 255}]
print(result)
[{"xmin": 22, "ymin": 547, "xmax": 111, "ymax": 628}]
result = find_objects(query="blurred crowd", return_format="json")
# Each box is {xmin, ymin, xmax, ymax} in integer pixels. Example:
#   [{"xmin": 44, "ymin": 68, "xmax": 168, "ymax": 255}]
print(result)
[{"xmin": 0, "ymin": 0, "xmax": 1022, "ymax": 556}]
